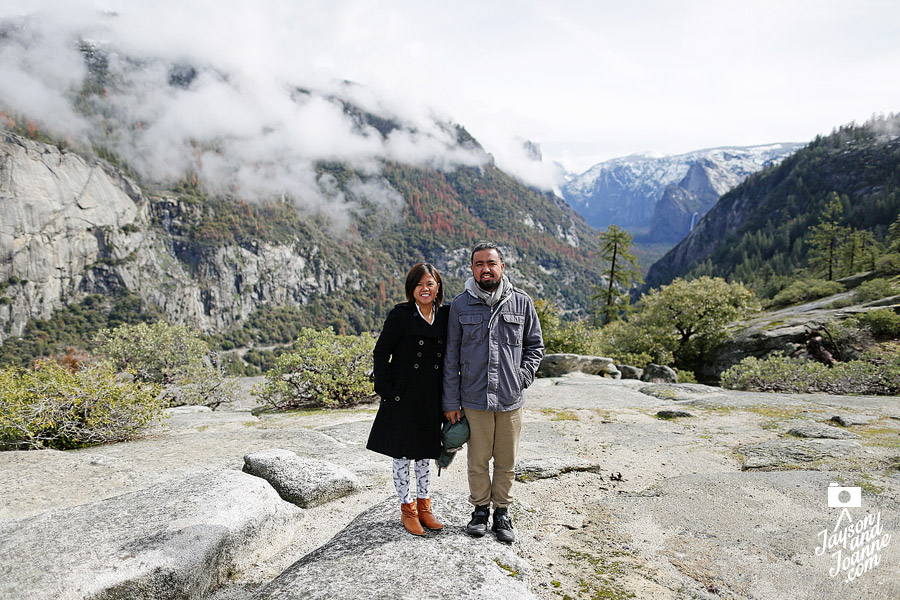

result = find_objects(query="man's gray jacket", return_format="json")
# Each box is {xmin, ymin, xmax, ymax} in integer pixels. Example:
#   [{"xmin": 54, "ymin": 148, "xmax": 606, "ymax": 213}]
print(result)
[{"xmin": 442, "ymin": 287, "xmax": 544, "ymax": 412}]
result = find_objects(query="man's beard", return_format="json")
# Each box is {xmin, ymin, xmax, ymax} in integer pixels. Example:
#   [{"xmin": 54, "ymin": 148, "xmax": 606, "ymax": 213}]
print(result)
[{"xmin": 476, "ymin": 278, "xmax": 500, "ymax": 291}]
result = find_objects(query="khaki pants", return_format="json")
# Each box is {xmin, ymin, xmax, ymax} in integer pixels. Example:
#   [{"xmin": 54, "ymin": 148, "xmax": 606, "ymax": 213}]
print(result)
[{"xmin": 465, "ymin": 407, "xmax": 522, "ymax": 509}]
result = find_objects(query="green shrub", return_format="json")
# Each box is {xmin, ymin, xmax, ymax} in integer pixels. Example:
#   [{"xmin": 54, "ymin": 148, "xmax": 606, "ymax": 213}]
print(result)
[
  {"xmin": 853, "ymin": 278, "xmax": 900, "ymax": 303},
  {"xmin": 826, "ymin": 297, "xmax": 855, "ymax": 309},
  {"xmin": 769, "ymin": 279, "xmax": 845, "ymax": 307},
  {"xmin": 876, "ymin": 253, "xmax": 900, "ymax": 275},
  {"xmin": 534, "ymin": 300, "xmax": 653, "ymax": 366},
  {"xmin": 93, "ymin": 321, "xmax": 238, "ymax": 408},
  {"xmin": 252, "ymin": 327, "xmax": 375, "ymax": 409},
  {"xmin": 721, "ymin": 352, "xmax": 900, "ymax": 395},
  {"xmin": 853, "ymin": 309, "xmax": 900, "ymax": 338},
  {"xmin": 536, "ymin": 300, "xmax": 597, "ymax": 355},
  {"xmin": 0, "ymin": 360, "xmax": 165, "ymax": 450},
  {"xmin": 612, "ymin": 277, "xmax": 759, "ymax": 370},
  {"xmin": 676, "ymin": 369, "xmax": 698, "ymax": 384},
  {"xmin": 819, "ymin": 319, "xmax": 874, "ymax": 361}
]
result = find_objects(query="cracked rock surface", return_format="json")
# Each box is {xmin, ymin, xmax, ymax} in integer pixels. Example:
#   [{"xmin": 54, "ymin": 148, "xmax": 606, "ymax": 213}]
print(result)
[{"xmin": 1, "ymin": 373, "xmax": 899, "ymax": 600}]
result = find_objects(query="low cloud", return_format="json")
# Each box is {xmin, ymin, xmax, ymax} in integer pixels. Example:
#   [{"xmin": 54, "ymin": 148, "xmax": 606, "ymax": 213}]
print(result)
[{"xmin": 0, "ymin": 2, "xmax": 491, "ymax": 220}]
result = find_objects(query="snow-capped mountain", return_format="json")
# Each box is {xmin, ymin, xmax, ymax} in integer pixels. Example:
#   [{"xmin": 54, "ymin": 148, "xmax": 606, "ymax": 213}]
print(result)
[{"xmin": 560, "ymin": 144, "xmax": 805, "ymax": 235}]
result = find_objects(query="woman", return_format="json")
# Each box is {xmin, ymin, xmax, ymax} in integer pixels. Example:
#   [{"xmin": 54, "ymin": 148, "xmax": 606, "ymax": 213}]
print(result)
[{"xmin": 367, "ymin": 262, "xmax": 449, "ymax": 536}]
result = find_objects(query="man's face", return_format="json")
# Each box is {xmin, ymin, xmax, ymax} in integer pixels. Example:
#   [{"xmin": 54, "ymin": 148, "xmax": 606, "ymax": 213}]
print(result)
[{"xmin": 471, "ymin": 248, "xmax": 504, "ymax": 291}]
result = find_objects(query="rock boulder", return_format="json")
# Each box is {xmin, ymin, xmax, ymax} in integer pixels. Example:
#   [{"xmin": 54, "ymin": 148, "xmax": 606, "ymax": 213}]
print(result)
[
  {"xmin": 0, "ymin": 470, "xmax": 303, "ymax": 600},
  {"xmin": 515, "ymin": 457, "xmax": 604, "ymax": 481},
  {"xmin": 537, "ymin": 354, "xmax": 621, "ymax": 378},
  {"xmin": 830, "ymin": 413, "xmax": 878, "ymax": 427},
  {"xmin": 243, "ymin": 449, "xmax": 359, "ymax": 508},
  {"xmin": 738, "ymin": 439, "xmax": 863, "ymax": 470},
  {"xmin": 786, "ymin": 421, "xmax": 861, "ymax": 440},
  {"xmin": 617, "ymin": 365, "xmax": 643, "ymax": 380},
  {"xmin": 640, "ymin": 363, "xmax": 678, "ymax": 383}
]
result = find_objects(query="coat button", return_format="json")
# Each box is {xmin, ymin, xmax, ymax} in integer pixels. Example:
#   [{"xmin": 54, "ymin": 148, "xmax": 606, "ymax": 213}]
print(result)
[
  {"xmin": 394, "ymin": 396, "xmax": 400, "ymax": 401},
  {"xmin": 437, "ymin": 352, "xmax": 442, "ymax": 357},
  {"xmin": 418, "ymin": 340, "xmax": 424, "ymax": 345},
  {"xmin": 438, "ymin": 340, "xmax": 443, "ymax": 345},
  {"xmin": 417, "ymin": 352, "xmax": 422, "ymax": 357},
  {"xmin": 434, "ymin": 365, "xmax": 439, "ymax": 369},
  {"xmin": 414, "ymin": 364, "xmax": 419, "ymax": 369}
]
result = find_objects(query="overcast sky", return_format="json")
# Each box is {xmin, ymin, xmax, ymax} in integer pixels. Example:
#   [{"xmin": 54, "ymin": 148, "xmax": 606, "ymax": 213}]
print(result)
[
  {"xmin": 336, "ymin": 0, "xmax": 900, "ymax": 173},
  {"xmin": 2, "ymin": 0, "xmax": 898, "ymax": 183}
]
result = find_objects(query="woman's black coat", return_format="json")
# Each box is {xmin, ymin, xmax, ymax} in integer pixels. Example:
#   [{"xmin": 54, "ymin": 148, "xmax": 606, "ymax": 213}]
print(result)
[{"xmin": 366, "ymin": 302, "xmax": 449, "ymax": 460}]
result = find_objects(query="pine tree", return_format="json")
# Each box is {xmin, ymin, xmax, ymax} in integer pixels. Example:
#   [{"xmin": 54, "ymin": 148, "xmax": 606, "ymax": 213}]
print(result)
[
  {"xmin": 888, "ymin": 214, "xmax": 900, "ymax": 253},
  {"xmin": 591, "ymin": 224, "xmax": 643, "ymax": 325},
  {"xmin": 808, "ymin": 193, "xmax": 849, "ymax": 281},
  {"xmin": 839, "ymin": 228, "xmax": 880, "ymax": 276}
]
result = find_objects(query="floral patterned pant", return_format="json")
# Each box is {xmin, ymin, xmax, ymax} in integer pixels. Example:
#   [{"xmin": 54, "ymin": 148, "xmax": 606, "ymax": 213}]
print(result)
[{"xmin": 392, "ymin": 458, "xmax": 431, "ymax": 504}]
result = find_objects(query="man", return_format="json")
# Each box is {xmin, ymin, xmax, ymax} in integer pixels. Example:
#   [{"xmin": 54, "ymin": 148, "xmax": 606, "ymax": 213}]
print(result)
[{"xmin": 442, "ymin": 242, "xmax": 544, "ymax": 543}]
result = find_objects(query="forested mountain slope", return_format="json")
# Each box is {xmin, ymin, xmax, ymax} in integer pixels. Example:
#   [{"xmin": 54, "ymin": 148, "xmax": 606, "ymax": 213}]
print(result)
[{"xmin": 645, "ymin": 115, "xmax": 900, "ymax": 292}]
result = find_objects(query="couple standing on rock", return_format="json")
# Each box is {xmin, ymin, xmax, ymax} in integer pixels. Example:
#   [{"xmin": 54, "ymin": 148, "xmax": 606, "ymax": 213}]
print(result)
[{"xmin": 366, "ymin": 242, "xmax": 544, "ymax": 543}]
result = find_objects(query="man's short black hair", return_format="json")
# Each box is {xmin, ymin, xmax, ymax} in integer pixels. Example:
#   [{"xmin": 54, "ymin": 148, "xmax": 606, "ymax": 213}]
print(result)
[{"xmin": 470, "ymin": 242, "xmax": 504, "ymax": 264}]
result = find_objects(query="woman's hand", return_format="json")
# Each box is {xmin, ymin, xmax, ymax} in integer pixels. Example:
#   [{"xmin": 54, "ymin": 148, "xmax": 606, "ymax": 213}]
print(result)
[{"xmin": 444, "ymin": 410, "xmax": 461, "ymax": 424}]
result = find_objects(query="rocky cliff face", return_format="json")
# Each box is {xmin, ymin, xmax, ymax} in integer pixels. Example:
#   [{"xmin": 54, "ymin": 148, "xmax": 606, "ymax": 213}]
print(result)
[
  {"xmin": 0, "ymin": 133, "xmax": 365, "ymax": 343},
  {"xmin": 646, "ymin": 158, "xmax": 738, "ymax": 242},
  {"xmin": 561, "ymin": 144, "xmax": 803, "ymax": 234},
  {"xmin": 643, "ymin": 184, "xmax": 759, "ymax": 290},
  {"xmin": 0, "ymin": 131, "xmax": 606, "ymax": 346},
  {"xmin": 0, "ymin": 133, "xmax": 140, "ymax": 341}
]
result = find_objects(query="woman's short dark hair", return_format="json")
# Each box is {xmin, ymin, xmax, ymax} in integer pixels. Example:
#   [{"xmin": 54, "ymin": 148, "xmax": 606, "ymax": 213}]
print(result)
[{"xmin": 405, "ymin": 262, "xmax": 444, "ymax": 306}]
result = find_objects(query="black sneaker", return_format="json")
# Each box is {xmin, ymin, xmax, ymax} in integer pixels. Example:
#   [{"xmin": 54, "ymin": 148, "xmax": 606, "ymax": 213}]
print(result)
[
  {"xmin": 466, "ymin": 505, "xmax": 490, "ymax": 537},
  {"xmin": 492, "ymin": 507, "xmax": 515, "ymax": 543}
]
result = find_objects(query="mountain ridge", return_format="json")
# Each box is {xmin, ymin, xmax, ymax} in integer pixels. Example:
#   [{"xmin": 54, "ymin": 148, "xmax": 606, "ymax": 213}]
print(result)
[
  {"xmin": 561, "ymin": 143, "xmax": 804, "ymax": 234},
  {"xmin": 0, "ymin": 126, "xmax": 604, "ymax": 362}
]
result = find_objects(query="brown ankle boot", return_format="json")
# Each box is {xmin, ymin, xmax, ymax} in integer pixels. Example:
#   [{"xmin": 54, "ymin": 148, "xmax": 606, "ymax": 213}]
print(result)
[
  {"xmin": 400, "ymin": 502, "xmax": 425, "ymax": 536},
  {"xmin": 416, "ymin": 497, "xmax": 443, "ymax": 530}
]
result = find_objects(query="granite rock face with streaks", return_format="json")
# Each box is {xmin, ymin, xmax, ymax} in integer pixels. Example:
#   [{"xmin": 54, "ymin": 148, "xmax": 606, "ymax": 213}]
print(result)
[{"xmin": 0, "ymin": 132, "xmax": 363, "ymax": 341}]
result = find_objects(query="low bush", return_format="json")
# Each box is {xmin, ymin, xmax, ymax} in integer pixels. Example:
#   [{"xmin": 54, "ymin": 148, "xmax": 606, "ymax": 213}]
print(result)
[
  {"xmin": 675, "ymin": 369, "xmax": 698, "ymax": 384},
  {"xmin": 534, "ymin": 301, "xmax": 654, "ymax": 366},
  {"xmin": 819, "ymin": 319, "xmax": 874, "ymax": 362},
  {"xmin": 769, "ymin": 279, "xmax": 845, "ymax": 307},
  {"xmin": 721, "ymin": 352, "xmax": 900, "ymax": 395},
  {"xmin": 0, "ymin": 360, "xmax": 165, "ymax": 450},
  {"xmin": 252, "ymin": 327, "xmax": 375, "ymax": 409},
  {"xmin": 93, "ymin": 321, "xmax": 238, "ymax": 408},
  {"xmin": 876, "ymin": 253, "xmax": 900, "ymax": 275},
  {"xmin": 852, "ymin": 309, "xmax": 900, "ymax": 339},
  {"xmin": 535, "ymin": 300, "xmax": 598, "ymax": 356},
  {"xmin": 853, "ymin": 278, "xmax": 900, "ymax": 303}
]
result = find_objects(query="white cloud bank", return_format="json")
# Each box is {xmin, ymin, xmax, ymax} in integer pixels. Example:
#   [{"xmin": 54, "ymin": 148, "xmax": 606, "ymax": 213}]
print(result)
[{"xmin": 0, "ymin": 1, "xmax": 499, "ymax": 220}]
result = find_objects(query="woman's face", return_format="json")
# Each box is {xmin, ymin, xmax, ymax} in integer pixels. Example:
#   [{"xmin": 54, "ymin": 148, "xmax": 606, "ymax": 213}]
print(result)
[{"xmin": 413, "ymin": 273, "xmax": 439, "ymax": 306}]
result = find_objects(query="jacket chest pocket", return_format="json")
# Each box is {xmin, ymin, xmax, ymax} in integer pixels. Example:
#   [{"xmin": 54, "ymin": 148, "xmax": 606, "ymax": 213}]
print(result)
[
  {"xmin": 500, "ymin": 313, "xmax": 524, "ymax": 345},
  {"xmin": 459, "ymin": 313, "xmax": 483, "ymax": 344}
]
